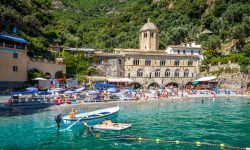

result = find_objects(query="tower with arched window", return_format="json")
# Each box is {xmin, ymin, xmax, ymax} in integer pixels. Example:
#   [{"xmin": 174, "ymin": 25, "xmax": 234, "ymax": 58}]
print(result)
[{"xmin": 139, "ymin": 18, "xmax": 159, "ymax": 51}]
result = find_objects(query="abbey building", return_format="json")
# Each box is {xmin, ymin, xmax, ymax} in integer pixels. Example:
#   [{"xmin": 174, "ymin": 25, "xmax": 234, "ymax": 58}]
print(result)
[{"xmin": 93, "ymin": 19, "xmax": 201, "ymax": 88}]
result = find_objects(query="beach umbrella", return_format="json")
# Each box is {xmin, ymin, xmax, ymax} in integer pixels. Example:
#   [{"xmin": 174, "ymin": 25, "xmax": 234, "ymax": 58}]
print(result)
[
  {"xmin": 76, "ymin": 87, "xmax": 85, "ymax": 92},
  {"xmin": 32, "ymin": 77, "xmax": 47, "ymax": 80},
  {"xmin": 192, "ymin": 81, "xmax": 199, "ymax": 85},
  {"xmin": 50, "ymin": 88, "xmax": 64, "ymax": 92},
  {"xmin": 26, "ymin": 87, "xmax": 38, "ymax": 92},
  {"xmin": 107, "ymin": 88, "xmax": 117, "ymax": 93},
  {"xmin": 64, "ymin": 90, "xmax": 75, "ymax": 94},
  {"xmin": 12, "ymin": 91, "xmax": 23, "ymax": 95},
  {"xmin": 39, "ymin": 91, "xmax": 52, "ymax": 95},
  {"xmin": 88, "ymin": 90, "xmax": 100, "ymax": 95}
]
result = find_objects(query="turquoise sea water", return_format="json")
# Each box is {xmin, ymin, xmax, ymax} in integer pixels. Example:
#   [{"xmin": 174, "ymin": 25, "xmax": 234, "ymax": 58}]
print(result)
[{"xmin": 0, "ymin": 98, "xmax": 250, "ymax": 150}]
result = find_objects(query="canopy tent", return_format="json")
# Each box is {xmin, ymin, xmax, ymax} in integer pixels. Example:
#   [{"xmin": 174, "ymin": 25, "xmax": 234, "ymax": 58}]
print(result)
[
  {"xmin": 107, "ymin": 78, "xmax": 134, "ymax": 83},
  {"xmin": 107, "ymin": 78, "xmax": 120, "ymax": 82},
  {"xmin": 120, "ymin": 78, "xmax": 133, "ymax": 83},
  {"xmin": 32, "ymin": 77, "xmax": 47, "ymax": 81},
  {"xmin": 94, "ymin": 83, "xmax": 115, "ymax": 87},
  {"xmin": 88, "ymin": 76, "xmax": 107, "ymax": 82},
  {"xmin": 0, "ymin": 34, "xmax": 28, "ymax": 43},
  {"xmin": 194, "ymin": 76, "xmax": 217, "ymax": 82}
]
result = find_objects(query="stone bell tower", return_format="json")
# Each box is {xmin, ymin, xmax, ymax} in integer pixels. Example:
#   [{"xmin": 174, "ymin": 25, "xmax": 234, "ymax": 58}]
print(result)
[{"xmin": 139, "ymin": 18, "xmax": 159, "ymax": 51}]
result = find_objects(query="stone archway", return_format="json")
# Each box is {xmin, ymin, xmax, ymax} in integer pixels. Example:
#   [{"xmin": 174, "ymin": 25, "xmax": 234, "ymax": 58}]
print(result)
[
  {"xmin": 166, "ymin": 82, "xmax": 179, "ymax": 88},
  {"xmin": 44, "ymin": 72, "xmax": 51, "ymax": 79},
  {"xmin": 55, "ymin": 71, "xmax": 64, "ymax": 79},
  {"xmin": 130, "ymin": 82, "xmax": 142, "ymax": 89},
  {"xmin": 147, "ymin": 82, "xmax": 160, "ymax": 89}
]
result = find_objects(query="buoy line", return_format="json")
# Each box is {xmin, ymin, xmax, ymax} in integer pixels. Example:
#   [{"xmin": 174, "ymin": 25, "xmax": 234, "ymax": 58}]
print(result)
[{"xmin": 113, "ymin": 137, "xmax": 250, "ymax": 150}]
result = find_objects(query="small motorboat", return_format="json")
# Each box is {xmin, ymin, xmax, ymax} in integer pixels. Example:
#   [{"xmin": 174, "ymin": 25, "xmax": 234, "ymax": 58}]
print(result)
[
  {"xmin": 61, "ymin": 106, "xmax": 119, "ymax": 127},
  {"xmin": 93, "ymin": 123, "xmax": 131, "ymax": 131}
]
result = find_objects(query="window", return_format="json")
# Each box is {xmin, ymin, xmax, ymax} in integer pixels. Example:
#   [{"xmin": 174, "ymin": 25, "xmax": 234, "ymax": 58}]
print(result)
[
  {"xmin": 165, "ymin": 69, "xmax": 170, "ymax": 77},
  {"xmin": 183, "ymin": 50, "xmax": 186, "ymax": 54},
  {"xmin": 155, "ymin": 69, "xmax": 160, "ymax": 77},
  {"xmin": 13, "ymin": 53, "xmax": 18, "ymax": 58},
  {"xmin": 128, "ymin": 57, "xmax": 130, "ymax": 60},
  {"xmin": 145, "ymin": 59, "xmax": 151, "ymax": 66},
  {"xmin": 137, "ymin": 69, "xmax": 143, "ymax": 77},
  {"xmin": 150, "ymin": 32, "xmax": 154, "ymax": 38},
  {"xmin": 160, "ymin": 60, "xmax": 166, "ymax": 66},
  {"xmin": 144, "ymin": 33, "xmax": 147, "ymax": 38},
  {"xmin": 177, "ymin": 50, "xmax": 180, "ymax": 54},
  {"xmin": 118, "ymin": 59, "xmax": 121, "ymax": 65},
  {"xmin": 191, "ymin": 50, "xmax": 193, "ymax": 55},
  {"xmin": 174, "ymin": 60, "xmax": 180, "ymax": 66},
  {"xmin": 188, "ymin": 60, "xmax": 193, "ymax": 66},
  {"xmin": 199, "ymin": 50, "xmax": 201, "ymax": 55},
  {"xmin": 184, "ymin": 69, "xmax": 189, "ymax": 77},
  {"xmin": 99, "ymin": 59, "xmax": 103, "ymax": 64},
  {"xmin": 128, "ymin": 73, "xmax": 130, "ymax": 78},
  {"xmin": 13, "ymin": 66, "xmax": 18, "ymax": 72},
  {"xmin": 133, "ymin": 59, "xmax": 140, "ymax": 65},
  {"xmin": 174, "ymin": 69, "xmax": 180, "ymax": 77}
]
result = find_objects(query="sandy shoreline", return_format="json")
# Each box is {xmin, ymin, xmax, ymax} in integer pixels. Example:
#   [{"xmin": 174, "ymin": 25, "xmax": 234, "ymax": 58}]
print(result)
[
  {"xmin": 1, "ymin": 94, "xmax": 249, "ymax": 111},
  {"xmin": 47, "ymin": 94, "xmax": 250, "ymax": 111}
]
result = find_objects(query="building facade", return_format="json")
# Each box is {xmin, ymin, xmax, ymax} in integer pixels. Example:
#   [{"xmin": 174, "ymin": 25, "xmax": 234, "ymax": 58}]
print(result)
[
  {"xmin": 93, "ymin": 19, "xmax": 201, "ymax": 88},
  {"xmin": 166, "ymin": 42, "xmax": 203, "ymax": 60},
  {"xmin": 0, "ymin": 34, "xmax": 66, "ymax": 90}
]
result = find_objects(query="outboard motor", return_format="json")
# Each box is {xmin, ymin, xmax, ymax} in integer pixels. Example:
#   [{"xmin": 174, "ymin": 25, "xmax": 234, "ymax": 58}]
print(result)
[{"xmin": 54, "ymin": 114, "xmax": 62, "ymax": 129}]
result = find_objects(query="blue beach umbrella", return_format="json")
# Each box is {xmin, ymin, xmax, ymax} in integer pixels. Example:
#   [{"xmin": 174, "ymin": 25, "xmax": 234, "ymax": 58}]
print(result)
[
  {"xmin": 76, "ymin": 87, "xmax": 85, "ymax": 92},
  {"xmin": 64, "ymin": 90, "xmax": 75, "ymax": 94},
  {"xmin": 88, "ymin": 90, "xmax": 100, "ymax": 95},
  {"xmin": 26, "ymin": 87, "xmax": 38, "ymax": 92},
  {"xmin": 39, "ymin": 91, "xmax": 52, "ymax": 95},
  {"xmin": 107, "ymin": 88, "xmax": 117, "ymax": 93},
  {"xmin": 12, "ymin": 91, "xmax": 23, "ymax": 95}
]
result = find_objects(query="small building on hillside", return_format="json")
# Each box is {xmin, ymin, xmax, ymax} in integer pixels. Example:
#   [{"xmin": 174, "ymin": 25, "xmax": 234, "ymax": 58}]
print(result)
[
  {"xmin": 63, "ymin": 48, "xmax": 95, "ymax": 57},
  {"xmin": 166, "ymin": 42, "xmax": 203, "ymax": 60}
]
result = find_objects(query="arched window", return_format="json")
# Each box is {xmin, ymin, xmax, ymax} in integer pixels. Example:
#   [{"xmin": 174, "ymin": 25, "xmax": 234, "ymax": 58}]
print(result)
[
  {"xmin": 174, "ymin": 69, "xmax": 180, "ymax": 77},
  {"xmin": 155, "ymin": 69, "xmax": 160, "ymax": 77},
  {"xmin": 188, "ymin": 60, "xmax": 193, "ymax": 66},
  {"xmin": 133, "ymin": 59, "xmax": 140, "ymax": 65},
  {"xmin": 144, "ymin": 33, "xmax": 147, "ymax": 38},
  {"xmin": 165, "ymin": 69, "xmax": 170, "ymax": 77},
  {"xmin": 177, "ymin": 49, "xmax": 180, "ymax": 54},
  {"xmin": 184, "ymin": 69, "xmax": 189, "ymax": 77},
  {"xmin": 191, "ymin": 50, "xmax": 193, "ymax": 55},
  {"xmin": 183, "ymin": 50, "xmax": 186, "ymax": 54},
  {"xmin": 137, "ymin": 69, "xmax": 143, "ymax": 77},
  {"xmin": 174, "ymin": 60, "xmax": 180, "ymax": 66},
  {"xmin": 128, "ymin": 73, "xmax": 130, "ymax": 78},
  {"xmin": 150, "ymin": 32, "xmax": 154, "ymax": 38}
]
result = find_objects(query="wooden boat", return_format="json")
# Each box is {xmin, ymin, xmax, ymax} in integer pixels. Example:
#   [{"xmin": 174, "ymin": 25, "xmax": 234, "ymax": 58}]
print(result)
[
  {"xmin": 93, "ymin": 123, "xmax": 131, "ymax": 131},
  {"xmin": 61, "ymin": 106, "xmax": 119, "ymax": 127}
]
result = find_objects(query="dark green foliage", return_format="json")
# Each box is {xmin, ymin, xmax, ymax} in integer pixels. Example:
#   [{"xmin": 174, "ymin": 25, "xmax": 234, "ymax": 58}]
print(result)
[
  {"xmin": 1, "ymin": 0, "xmax": 249, "ymax": 76},
  {"xmin": 27, "ymin": 69, "xmax": 45, "ymax": 85}
]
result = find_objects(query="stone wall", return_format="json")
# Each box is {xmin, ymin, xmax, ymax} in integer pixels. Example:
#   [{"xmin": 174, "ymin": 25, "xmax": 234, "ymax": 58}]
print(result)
[
  {"xmin": 27, "ymin": 58, "xmax": 66, "ymax": 78},
  {"xmin": 209, "ymin": 62, "xmax": 240, "ymax": 72}
]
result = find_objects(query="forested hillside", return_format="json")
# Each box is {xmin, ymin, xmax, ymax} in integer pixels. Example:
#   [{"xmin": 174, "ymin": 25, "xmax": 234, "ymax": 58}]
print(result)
[{"xmin": 0, "ymin": 0, "xmax": 249, "ymax": 63}]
